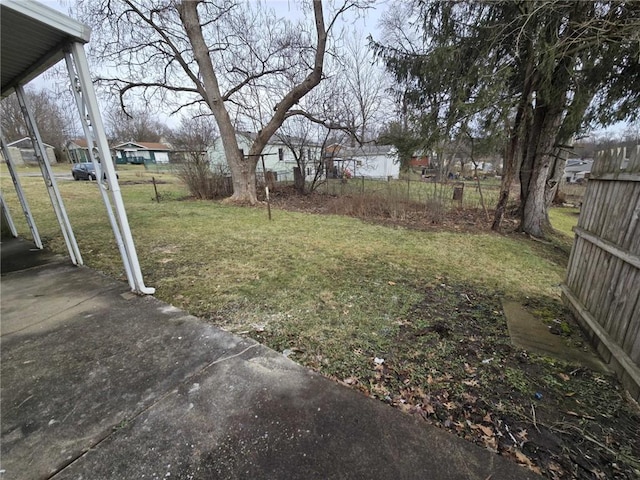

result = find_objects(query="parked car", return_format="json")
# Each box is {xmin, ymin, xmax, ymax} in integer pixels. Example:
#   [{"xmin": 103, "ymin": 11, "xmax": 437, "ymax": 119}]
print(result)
[{"xmin": 71, "ymin": 162, "xmax": 118, "ymax": 181}]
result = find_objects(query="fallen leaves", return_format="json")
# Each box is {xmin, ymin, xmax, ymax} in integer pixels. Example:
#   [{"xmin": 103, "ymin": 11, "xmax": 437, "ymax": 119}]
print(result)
[
  {"xmin": 510, "ymin": 448, "xmax": 542, "ymax": 474},
  {"xmin": 342, "ymin": 376, "xmax": 358, "ymax": 385},
  {"xmin": 318, "ymin": 284, "xmax": 640, "ymax": 480}
]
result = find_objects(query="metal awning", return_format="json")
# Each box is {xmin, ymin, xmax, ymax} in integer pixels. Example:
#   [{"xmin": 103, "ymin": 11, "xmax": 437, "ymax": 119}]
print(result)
[
  {"xmin": 0, "ymin": 0, "xmax": 154, "ymax": 294},
  {"xmin": 1, "ymin": 0, "xmax": 90, "ymax": 98}
]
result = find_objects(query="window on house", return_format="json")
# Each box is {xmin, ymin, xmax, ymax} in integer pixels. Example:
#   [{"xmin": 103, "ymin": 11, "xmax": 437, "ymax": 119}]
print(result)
[{"xmin": 278, "ymin": 148, "xmax": 284, "ymax": 161}]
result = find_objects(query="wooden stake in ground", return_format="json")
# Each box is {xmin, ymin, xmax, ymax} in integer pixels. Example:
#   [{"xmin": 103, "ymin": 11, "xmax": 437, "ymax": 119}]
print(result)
[
  {"xmin": 260, "ymin": 154, "xmax": 271, "ymax": 221},
  {"xmin": 152, "ymin": 176, "xmax": 160, "ymax": 203}
]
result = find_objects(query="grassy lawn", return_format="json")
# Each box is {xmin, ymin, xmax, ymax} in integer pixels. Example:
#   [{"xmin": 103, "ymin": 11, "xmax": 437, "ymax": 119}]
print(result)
[
  {"xmin": 2, "ymin": 166, "xmax": 637, "ymax": 478},
  {"xmin": 1, "ymin": 164, "xmax": 565, "ymax": 313},
  {"xmin": 548, "ymin": 206, "xmax": 580, "ymax": 238}
]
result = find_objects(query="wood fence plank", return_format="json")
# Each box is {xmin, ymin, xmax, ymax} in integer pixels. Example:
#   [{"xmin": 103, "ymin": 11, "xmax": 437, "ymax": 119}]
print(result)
[
  {"xmin": 606, "ymin": 264, "xmax": 636, "ymax": 345},
  {"xmin": 602, "ymin": 182, "xmax": 628, "ymax": 243},
  {"xmin": 568, "ymin": 236, "xmax": 587, "ymax": 289},
  {"xmin": 574, "ymin": 227, "xmax": 640, "ymax": 270},
  {"xmin": 623, "ymin": 297, "xmax": 640, "ymax": 364},
  {"xmin": 591, "ymin": 181, "xmax": 608, "ymax": 234},
  {"xmin": 591, "ymin": 173, "xmax": 640, "ymax": 182},
  {"xmin": 578, "ymin": 243, "xmax": 602, "ymax": 312},
  {"xmin": 592, "ymin": 252, "xmax": 617, "ymax": 326},
  {"xmin": 615, "ymin": 269, "xmax": 640, "ymax": 354},
  {"xmin": 569, "ymin": 237, "xmax": 587, "ymax": 294},
  {"xmin": 562, "ymin": 286, "xmax": 640, "ymax": 388},
  {"xmin": 619, "ymin": 187, "xmax": 640, "ymax": 250},
  {"xmin": 579, "ymin": 180, "xmax": 598, "ymax": 231}
]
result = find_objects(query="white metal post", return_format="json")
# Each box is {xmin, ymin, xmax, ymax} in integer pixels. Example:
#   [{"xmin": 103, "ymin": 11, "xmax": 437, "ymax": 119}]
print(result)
[
  {"xmin": 70, "ymin": 42, "xmax": 154, "ymax": 294},
  {"xmin": 0, "ymin": 191, "xmax": 18, "ymax": 237},
  {"xmin": 15, "ymin": 85, "xmax": 82, "ymax": 263},
  {"xmin": 0, "ymin": 131, "xmax": 43, "ymax": 248},
  {"xmin": 64, "ymin": 51, "xmax": 135, "ymax": 291}
]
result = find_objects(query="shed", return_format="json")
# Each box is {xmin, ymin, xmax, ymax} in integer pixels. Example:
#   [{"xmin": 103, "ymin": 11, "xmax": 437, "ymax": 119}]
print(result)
[{"xmin": 4, "ymin": 137, "xmax": 56, "ymax": 165}]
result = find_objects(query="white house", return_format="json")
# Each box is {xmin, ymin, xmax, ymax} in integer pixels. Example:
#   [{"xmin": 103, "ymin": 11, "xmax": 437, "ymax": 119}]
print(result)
[
  {"xmin": 564, "ymin": 159, "xmax": 593, "ymax": 183},
  {"xmin": 207, "ymin": 132, "xmax": 322, "ymax": 181},
  {"xmin": 328, "ymin": 144, "xmax": 400, "ymax": 179},
  {"xmin": 2, "ymin": 137, "xmax": 57, "ymax": 165},
  {"xmin": 113, "ymin": 141, "xmax": 172, "ymax": 164}
]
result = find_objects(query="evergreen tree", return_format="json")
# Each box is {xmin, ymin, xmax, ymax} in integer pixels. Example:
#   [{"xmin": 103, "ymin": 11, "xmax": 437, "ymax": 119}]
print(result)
[{"xmin": 375, "ymin": 0, "xmax": 640, "ymax": 237}]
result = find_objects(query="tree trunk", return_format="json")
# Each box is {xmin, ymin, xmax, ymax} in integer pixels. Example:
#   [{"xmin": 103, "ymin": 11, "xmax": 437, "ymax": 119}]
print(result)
[
  {"xmin": 520, "ymin": 103, "xmax": 563, "ymax": 237},
  {"xmin": 492, "ymin": 79, "xmax": 532, "ymax": 231},
  {"xmin": 179, "ymin": 0, "xmax": 328, "ymax": 204},
  {"xmin": 492, "ymin": 138, "xmax": 517, "ymax": 231},
  {"xmin": 227, "ymin": 153, "xmax": 258, "ymax": 204},
  {"xmin": 178, "ymin": 1, "xmax": 258, "ymax": 204}
]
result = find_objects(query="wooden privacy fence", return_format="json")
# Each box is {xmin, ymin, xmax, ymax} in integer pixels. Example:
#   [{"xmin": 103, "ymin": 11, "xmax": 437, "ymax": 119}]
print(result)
[{"xmin": 562, "ymin": 145, "xmax": 640, "ymax": 401}]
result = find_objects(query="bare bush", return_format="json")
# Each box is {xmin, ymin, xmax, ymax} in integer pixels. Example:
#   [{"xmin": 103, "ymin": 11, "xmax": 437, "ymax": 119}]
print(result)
[
  {"xmin": 177, "ymin": 159, "xmax": 232, "ymax": 200},
  {"xmin": 328, "ymin": 192, "xmax": 416, "ymax": 220}
]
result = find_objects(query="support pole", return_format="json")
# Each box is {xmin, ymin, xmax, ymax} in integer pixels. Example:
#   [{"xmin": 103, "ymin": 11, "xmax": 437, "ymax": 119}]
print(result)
[
  {"xmin": 0, "ymin": 191, "xmax": 18, "ymax": 237},
  {"xmin": 15, "ymin": 84, "xmax": 81, "ymax": 264},
  {"xmin": 64, "ymin": 51, "xmax": 135, "ymax": 291},
  {"xmin": 70, "ymin": 42, "xmax": 154, "ymax": 294},
  {"xmin": 0, "ymin": 132, "xmax": 42, "ymax": 248}
]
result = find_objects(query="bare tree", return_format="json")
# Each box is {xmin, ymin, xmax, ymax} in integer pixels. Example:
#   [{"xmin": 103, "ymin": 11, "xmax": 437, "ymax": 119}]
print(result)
[
  {"xmin": 81, "ymin": 0, "xmax": 370, "ymax": 204},
  {"xmin": 169, "ymin": 114, "xmax": 219, "ymax": 158},
  {"xmin": 338, "ymin": 33, "xmax": 390, "ymax": 143},
  {"xmin": 105, "ymin": 106, "xmax": 171, "ymax": 143},
  {"xmin": 1, "ymin": 88, "xmax": 71, "ymax": 158},
  {"xmin": 169, "ymin": 115, "xmax": 226, "ymax": 199},
  {"xmin": 276, "ymin": 113, "xmax": 326, "ymax": 194}
]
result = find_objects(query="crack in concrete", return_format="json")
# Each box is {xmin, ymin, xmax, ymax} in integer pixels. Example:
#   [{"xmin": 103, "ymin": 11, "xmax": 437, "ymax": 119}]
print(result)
[{"xmin": 47, "ymin": 343, "xmax": 261, "ymax": 479}]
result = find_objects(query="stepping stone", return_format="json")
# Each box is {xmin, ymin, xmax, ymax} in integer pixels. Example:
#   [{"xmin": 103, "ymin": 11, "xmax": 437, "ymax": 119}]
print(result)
[{"xmin": 502, "ymin": 301, "xmax": 609, "ymax": 372}]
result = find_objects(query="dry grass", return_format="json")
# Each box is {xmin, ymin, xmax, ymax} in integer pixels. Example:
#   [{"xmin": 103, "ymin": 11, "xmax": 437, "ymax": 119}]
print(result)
[{"xmin": 5, "ymin": 166, "xmax": 635, "ymax": 479}]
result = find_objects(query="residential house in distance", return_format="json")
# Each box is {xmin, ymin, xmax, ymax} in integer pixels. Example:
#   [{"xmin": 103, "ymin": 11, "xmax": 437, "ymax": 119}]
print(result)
[
  {"xmin": 564, "ymin": 158, "xmax": 593, "ymax": 183},
  {"xmin": 65, "ymin": 138, "xmax": 91, "ymax": 163},
  {"xmin": 208, "ymin": 132, "xmax": 322, "ymax": 181},
  {"xmin": 326, "ymin": 144, "xmax": 400, "ymax": 180},
  {"xmin": 3, "ymin": 137, "xmax": 56, "ymax": 165},
  {"xmin": 113, "ymin": 141, "xmax": 172, "ymax": 165}
]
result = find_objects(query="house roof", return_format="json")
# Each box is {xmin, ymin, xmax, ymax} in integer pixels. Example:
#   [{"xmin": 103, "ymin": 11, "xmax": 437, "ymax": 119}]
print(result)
[
  {"xmin": 7, "ymin": 137, "xmax": 53, "ymax": 149},
  {"xmin": 1, "ymin": 0, "xmax": 91, "ymax": 98},
  {"xmin": 237, "ymin": 131, "xmax": 321, "ymax": 148},
  {"xmin": 68, "ymin": 138, "xmax": 89, "ymax": 148},
  {"xmin": 331, "ymin": 144, "xmax": 396, "ymax": 158},
  {"xmin": 113, "ymin": 142, "xmax": 171, "ymax": 151},
  {"xmin": 564, "ymin": 159, "xmax": 593, "ymax": 174}
]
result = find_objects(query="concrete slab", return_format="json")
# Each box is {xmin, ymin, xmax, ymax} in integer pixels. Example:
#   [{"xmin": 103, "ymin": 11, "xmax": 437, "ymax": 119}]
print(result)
[
  {"xmin": 1, "ymin": 241, "xmax": 540, "ymax": 480},
  {"xmin": 0, "ymin": 238, "xmax": 60, "ymax": 274},
  {"xmin": 503, "ymin": 301, "xmax": 608, "ymax": 372}
]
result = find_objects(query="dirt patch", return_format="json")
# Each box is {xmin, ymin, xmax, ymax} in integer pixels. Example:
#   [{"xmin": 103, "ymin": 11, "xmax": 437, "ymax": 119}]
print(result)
[
  {"xmin": 119, "ymin": 179, "xmax": 170, "ymax": 186},
  {"xmin": 266, "ymin": 185, "xmax": 514, "ymax": 234},
  {"xmin": 251, "ymin": 283, "xmax": 640, "ymax": 479},
  {"xmin": 377, "ymin": 286, "xmax": 639, "ymax": 478}
]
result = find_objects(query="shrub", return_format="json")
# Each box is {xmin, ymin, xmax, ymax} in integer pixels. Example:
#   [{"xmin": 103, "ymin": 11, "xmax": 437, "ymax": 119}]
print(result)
[{"xmin": 176, "ymin": 155, "xmax": 232, "ymax": 200}]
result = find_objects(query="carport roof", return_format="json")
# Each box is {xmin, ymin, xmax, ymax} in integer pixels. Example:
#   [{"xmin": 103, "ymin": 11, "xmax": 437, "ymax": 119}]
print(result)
[{"xmin": 1, "ymin": 0, "xmax": 91, "ymax": 98}]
